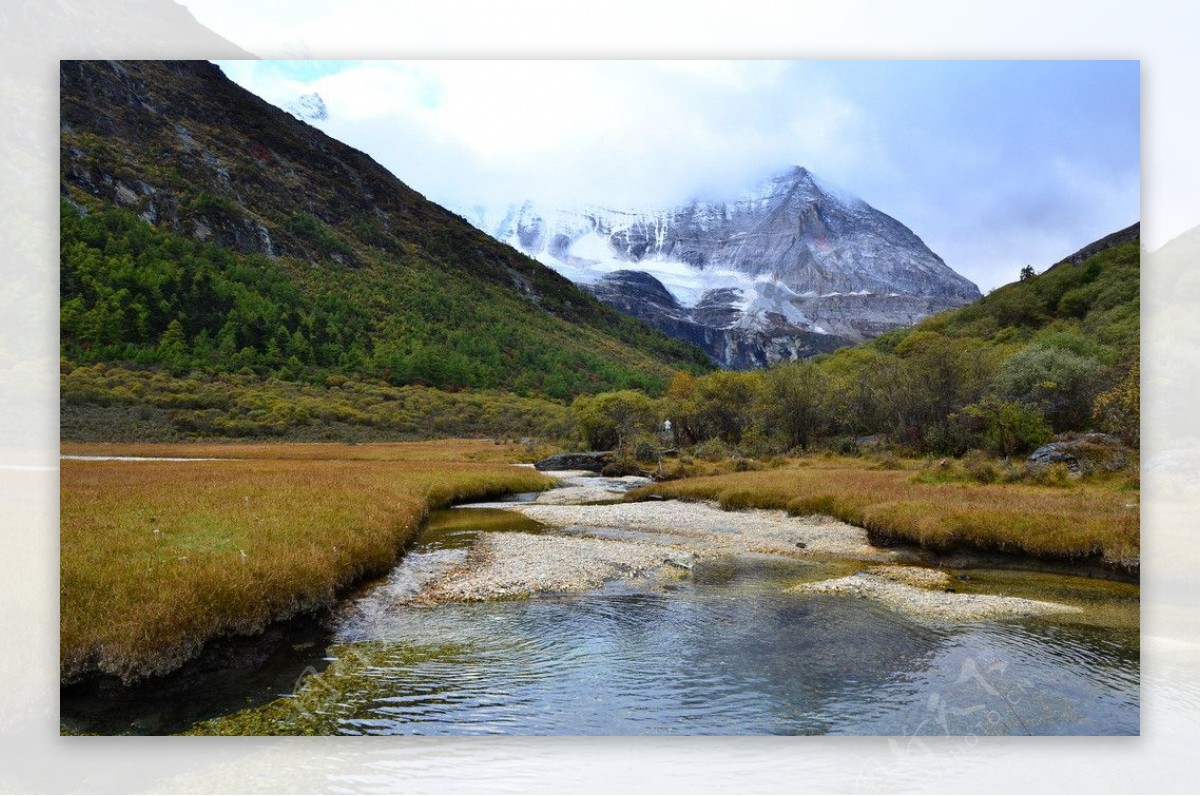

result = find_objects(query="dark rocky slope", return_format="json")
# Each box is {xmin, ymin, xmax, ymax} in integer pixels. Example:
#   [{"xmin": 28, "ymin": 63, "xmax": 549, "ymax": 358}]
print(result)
[{"xmin": 60, "ymin": 60, "xmax": 713, "ymax": 398}]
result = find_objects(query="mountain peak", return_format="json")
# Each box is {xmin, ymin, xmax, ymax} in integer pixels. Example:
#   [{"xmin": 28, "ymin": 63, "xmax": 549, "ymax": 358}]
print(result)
[
  {"xmin": 788, "ymin": 165, "xmax": 814, "ymax": 182},
  {"xmin": 462, "ymin": 166, "xmax": 981, "ymax": 369},
  {"xmin": 285, "ymin": 92, "xmax": 329, "ymax": 122},
  {"xmin": 773, "ymin": 165, "xmax": 862, "ymax": 207}
]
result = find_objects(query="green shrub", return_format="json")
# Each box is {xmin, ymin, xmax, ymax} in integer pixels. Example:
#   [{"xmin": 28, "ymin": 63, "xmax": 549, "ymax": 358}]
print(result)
[
  {"xmin": 572, "ymin": 390, "xmax": 660, "ymax": 450},
  {"xmin": 632, "ymin": 437, "xmax": 660, "ymax": 464},
  {"xmin": 954, "ymin": 398, "xmax": 1051, "ymax": 457},
  {"xmin": 694, "ymin": 438, "xmax": 732, "ymax": 461}
]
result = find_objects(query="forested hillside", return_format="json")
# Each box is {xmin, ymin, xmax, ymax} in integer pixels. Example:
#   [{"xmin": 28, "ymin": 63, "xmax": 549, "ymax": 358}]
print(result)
[
  {"xmin": 574, "ymin": 228, "xmax": 1139, "ymax": 458},
  {"xmin": 59, "ymin": 60, "xmax": 711, "ymax": 437},
  {"xmin": 59, "ymin": 201, "xmax": 709, "ymax": 399}
]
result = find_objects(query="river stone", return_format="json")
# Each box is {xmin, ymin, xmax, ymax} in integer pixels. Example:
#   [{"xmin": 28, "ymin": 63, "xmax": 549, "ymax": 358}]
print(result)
[
  {"xmin": 534, "ymin": 451, "xmax": 613, "ymax": 472},
  {"xmin": 1028, "ymin": 433, "xmax": 1128, "ymax": 475},
  {"xmin": 855, "ymin": 434, "xmax": 889, "ymax": 450}
]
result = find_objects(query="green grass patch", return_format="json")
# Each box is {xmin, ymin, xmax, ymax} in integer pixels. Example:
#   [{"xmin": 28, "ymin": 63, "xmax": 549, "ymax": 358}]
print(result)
[{"xmin": 61, "ymin": 362, "xmax": 577, "ymax": 443}]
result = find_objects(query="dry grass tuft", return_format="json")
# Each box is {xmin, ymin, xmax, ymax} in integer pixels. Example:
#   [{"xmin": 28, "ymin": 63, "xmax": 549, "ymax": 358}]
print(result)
[{"xmin": 61, "ymin": 441, "xmax": 552, "ymax": 684}]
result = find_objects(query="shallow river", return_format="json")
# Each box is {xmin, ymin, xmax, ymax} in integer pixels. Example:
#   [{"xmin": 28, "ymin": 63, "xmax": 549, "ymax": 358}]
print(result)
[
  {"xmin": 181, "ymin": 479, "xmax": 1138, "ymax": 737},
  {"xmin": 63, "ymin": 478, "xmax": 1139, "ymax": 736}
]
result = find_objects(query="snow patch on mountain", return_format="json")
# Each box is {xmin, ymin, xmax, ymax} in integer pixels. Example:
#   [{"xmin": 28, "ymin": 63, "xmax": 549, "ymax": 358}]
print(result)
[
  {"xmin": 284, "ymin": 92, "xmax": 329, "ymax": 122},
  {"xmin": 450, "ymin": 165, "xmax": 982, "ymax": 369}
]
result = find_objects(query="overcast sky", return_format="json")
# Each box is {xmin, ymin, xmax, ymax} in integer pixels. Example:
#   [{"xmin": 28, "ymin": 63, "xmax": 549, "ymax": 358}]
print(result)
[{"xmin": 215, "ymin": 59, "xmax": 1139, "ymax": 293}]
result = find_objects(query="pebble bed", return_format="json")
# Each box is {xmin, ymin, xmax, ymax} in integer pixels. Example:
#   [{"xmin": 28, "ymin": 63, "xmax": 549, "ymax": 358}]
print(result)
[
  {"xmin": 415, "ymin": 470, "xmax": 1081, "ymax": 622},
  {"xmin": 511, "ymin": 500, "xmax": 889, "ymax": 560},
  {"xmin": 792, "ymin": 566, "xmax": 1082, "ymax": 622},
  {"xmin": 419, "ymin": 532, "xmax": 682, "ymax": 602}
]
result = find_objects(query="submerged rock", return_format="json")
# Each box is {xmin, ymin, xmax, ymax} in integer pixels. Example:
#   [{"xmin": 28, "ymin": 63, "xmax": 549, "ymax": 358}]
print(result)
[{"xmin": 663, "ymin": 553, "xmax": 696, "ymax": 570}]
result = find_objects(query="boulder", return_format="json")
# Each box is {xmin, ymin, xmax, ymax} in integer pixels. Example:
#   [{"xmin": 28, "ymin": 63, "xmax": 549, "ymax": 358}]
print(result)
[
  {"xmin": 855, "ymin": 434, "xmax": 889, "ymax": 450},
  {"xmin": 534, "ymin": 451, "xmax": 613, "ymax": 472},
  {"xmin": 1028, "ymin": 433, "xmax": 1129, "ymax": 475}
]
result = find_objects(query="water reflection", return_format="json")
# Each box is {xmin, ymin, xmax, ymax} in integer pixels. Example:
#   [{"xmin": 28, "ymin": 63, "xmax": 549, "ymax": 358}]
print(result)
[
  {"xmin": 199, "ymin": 571, "xmax": 1137, "ymax": 735},
  {"xmin": 175, "ymin": 504, "xmax": 1142, "ymax": 736}
]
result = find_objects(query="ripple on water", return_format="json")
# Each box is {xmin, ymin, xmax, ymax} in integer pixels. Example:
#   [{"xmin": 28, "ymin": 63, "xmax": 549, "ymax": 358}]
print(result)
[{"xmin": 195, "ymin": 579, "xmax": 1137, "ymax": 735}]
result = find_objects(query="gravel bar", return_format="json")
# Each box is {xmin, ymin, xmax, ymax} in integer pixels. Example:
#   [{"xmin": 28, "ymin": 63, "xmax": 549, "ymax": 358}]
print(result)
[
  {"xmin": 507, "ymin": 499, "xmax": 891, "ymax": 560},
  {"xmin": 418, "ymin": 532, "xmax": 681, "ymax": 602},
  {"xmin": 792, "ymin": 565, "xmax": 1081, "ymax": 622},
  {"xmin": 422, "ymin": 472, "xmax": 1082, "ymax": 622}
]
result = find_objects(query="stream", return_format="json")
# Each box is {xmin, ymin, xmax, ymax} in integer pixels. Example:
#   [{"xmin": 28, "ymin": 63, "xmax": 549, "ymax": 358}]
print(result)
[{"xmin": 64, "ymin": 474, "xmax": 1140, "ymax": 736}]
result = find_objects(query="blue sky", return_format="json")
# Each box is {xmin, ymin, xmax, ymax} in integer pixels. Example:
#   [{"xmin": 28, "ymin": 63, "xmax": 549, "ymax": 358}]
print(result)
[{"xmin": 215, "ymin": 59, "xmax": 1139, "ymax": 292}]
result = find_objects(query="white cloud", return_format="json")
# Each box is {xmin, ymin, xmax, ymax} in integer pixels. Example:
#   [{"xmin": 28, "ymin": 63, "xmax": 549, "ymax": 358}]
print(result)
[
  {"xmin": 214, "ymin": 58, "xmax": 1139, "ymax": 292},
  {"xmin": 217, "ymin": 60, "xmax": 875, "ymax": 209}
]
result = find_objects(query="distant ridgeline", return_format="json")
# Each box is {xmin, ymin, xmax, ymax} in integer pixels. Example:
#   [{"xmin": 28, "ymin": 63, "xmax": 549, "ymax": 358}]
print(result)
[{"xmin": 58, "ymin": 60, "xmax": 713, "ymax": 422}]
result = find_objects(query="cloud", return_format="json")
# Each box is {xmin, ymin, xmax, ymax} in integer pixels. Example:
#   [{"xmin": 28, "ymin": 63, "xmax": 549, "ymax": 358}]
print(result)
[
  {"xmin": 214, "ymin": 59, "xmax": 1140, "ymax": 292},
  {"xmin": 218, "ymin": 60, "xmax": 870, "ymax": 206}
]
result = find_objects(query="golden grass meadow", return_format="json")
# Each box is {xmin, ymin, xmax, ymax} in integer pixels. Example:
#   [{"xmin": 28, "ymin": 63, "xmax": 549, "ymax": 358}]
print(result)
[
  {"xmin": 60, "ymin": 441, "xmax": 553, "ymax": 684},
  {"xmin": 634, "ymin": 455, "xmax": 1138, "ymax": 568}
]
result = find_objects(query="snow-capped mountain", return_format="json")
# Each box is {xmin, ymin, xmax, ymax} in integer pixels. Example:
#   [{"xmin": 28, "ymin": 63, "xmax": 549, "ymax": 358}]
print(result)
[
  {"xmin": 284, "ymin": 92, "xmax": 328, "ymax": 121},
  {"xmin": 459, "ymin": 167, "xmax": 982, "ymax": 369}
]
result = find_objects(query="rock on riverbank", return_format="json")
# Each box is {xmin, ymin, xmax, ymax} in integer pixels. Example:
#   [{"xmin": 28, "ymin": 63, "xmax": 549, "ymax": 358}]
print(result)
[{"xmin": 533, "ymin": 452, "xmax": 612, "ymax": 472}]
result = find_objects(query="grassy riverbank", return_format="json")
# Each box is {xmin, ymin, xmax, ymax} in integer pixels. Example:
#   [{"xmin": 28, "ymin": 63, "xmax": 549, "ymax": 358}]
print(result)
[
  {"xmin": 631, "ymin": 455, "xmax": 1138, "ymax": 574},
  {"xmin": 60, "ymin": 441, "xmax": 554, "ymax": 685},
  {"xmin": 62, "ymin": 442, "xmax": 1137, "ymax": 687}
]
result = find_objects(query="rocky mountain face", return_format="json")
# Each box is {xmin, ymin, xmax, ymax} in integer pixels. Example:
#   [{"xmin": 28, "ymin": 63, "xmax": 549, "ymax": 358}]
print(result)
[
  {"xmin": 586, "ymin": 270, "xmax": 849, "ymax": 368},
  {"xmin": 465, "ymin": 167, "xmax": 982, "ymax": 369}
]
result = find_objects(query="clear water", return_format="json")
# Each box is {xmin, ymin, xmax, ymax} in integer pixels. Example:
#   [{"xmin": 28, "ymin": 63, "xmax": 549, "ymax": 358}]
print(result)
[{"xmin": 193, "ymin": 505, "xmax": 1139, "ymax": 736}]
